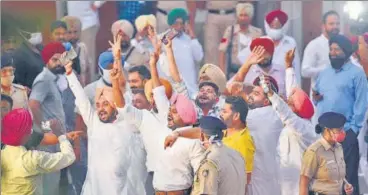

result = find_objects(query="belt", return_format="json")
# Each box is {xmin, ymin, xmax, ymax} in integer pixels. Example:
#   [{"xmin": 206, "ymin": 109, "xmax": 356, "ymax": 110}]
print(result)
[
  {"xmin": 155, "ymin": 188, "xmax": 191, "ymax": 195},
  {"xmin": 208, "ymin": 9, "xmax": 235, "ymax": 15},
  {"xmin": 309, "ymin": 191, "xmax": 327, "ymax": 195},
  {"xmin": 158, "ymin": 8, "xmax": 168, "ymax": 15}
]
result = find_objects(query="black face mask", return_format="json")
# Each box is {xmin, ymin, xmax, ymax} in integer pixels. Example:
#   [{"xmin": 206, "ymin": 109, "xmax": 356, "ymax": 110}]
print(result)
[
  {"xmin": 329, "ymin": 55, "xmax": 347, "ymax": 70},
  {"xmin": 50, "ymin": 66, "xmax": 66, "ymax": 75},
  {"xmin": 258, "ymin": 58, "xmax": 273, "ymax": 68}
]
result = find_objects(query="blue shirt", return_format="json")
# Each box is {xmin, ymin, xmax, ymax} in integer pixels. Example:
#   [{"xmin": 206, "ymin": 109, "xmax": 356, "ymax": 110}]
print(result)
[
  {"xmin": 117, "ymin": 1, "xmax": 146, "ymax": 25},
  {"xmin": 314, "ymin": 62, "xmax": 368, "ymax": 133}
]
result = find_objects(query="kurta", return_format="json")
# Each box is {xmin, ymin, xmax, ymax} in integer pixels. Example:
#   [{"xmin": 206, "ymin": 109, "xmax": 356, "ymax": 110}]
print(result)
[
  {"xmin": 246, "ymin": 106, "xmax": 284, "ymax": 195},
  {"xmin": 66, "ymin": 72, "xmax": 147, "ymax": 195},
  {"xmin": 158, "ymin": 33, "xmax": 204, "ymax": 99},
  {"xmin": 121, "ymin": 86, "xmax": 204, "ymax": 191},
  {"xmin": 269, "ymin": 93, "xmax": 317, "ymax": 195}
]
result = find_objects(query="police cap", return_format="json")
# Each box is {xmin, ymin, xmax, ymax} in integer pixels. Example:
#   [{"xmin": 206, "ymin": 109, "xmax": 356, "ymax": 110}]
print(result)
[
  {"xmin": 199, "ymin": 116, "xmax": 226, "ymax": 140},
  {"xmin": 318, "ymin": 112, "xmax": 346, "ymax": 129},
  {"xmin": 1, "ymin": 53, "xmax": 14, "ymax": 69}
]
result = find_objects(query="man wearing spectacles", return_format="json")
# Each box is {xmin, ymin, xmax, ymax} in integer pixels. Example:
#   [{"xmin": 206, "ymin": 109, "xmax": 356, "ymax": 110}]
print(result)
[{"xmin": 1, "ymin": 53, "xmax": 29, "ymax": 110}]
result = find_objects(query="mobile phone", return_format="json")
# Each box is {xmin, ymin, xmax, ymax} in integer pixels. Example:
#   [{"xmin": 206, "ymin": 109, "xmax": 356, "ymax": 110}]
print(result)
[
  {"xmin": 60, "ymin": 47, "xmax": 78, "ymax": 65},
  {"xmin": 41, "ymin": 121, "xmax": 52, "ymax": 132},
  {"xmin": 161, "ymin": 28, "xmax": 179, "ymax": 45}
]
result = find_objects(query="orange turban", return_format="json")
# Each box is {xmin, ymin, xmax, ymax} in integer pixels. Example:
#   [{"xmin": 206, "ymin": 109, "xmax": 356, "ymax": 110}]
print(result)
[
  {"xmin": 95, "ymin": 87, "xmax": 115, "ymax": 107},
  {"xmin": 250, "ymin": 37, "xmax": 275, "ymax": 56},
  {"xmin": 144, "ymin": 78, "xmax": 173, "ymax": 103},
  {"xmin": 265, "ymin": 10, "xmax": 288, "ymax": 26},
  {"xmin": 289, "ymin": 88, "xmax": 314, "ymax": 119}
]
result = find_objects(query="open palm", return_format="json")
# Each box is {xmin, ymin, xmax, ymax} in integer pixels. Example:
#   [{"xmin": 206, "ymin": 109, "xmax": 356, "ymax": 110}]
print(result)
[{"xmin": 246, "ymin": 46, "xmax": 265, "ymax": 65}]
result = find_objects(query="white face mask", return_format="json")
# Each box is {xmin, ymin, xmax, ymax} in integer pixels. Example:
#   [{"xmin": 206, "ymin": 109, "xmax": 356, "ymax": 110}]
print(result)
[
  {"xmin": 101, "ymin": 69, "xmax": 111, "ymax": 84},
  {"xmin": 267, "ymin": 28, "xmax": 284, "ymax": 41},
  {"xmin": 28, "ymin": 32, "xmax": 43, "ymax": 46},
  {"xmin": 1, "ymin": 75, "xmax": 14, "ymax": 87}
]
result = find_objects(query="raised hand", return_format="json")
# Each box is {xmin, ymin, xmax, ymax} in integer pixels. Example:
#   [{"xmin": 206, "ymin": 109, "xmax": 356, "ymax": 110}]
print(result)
[
  {"xmin": 285, "ymin": 48, "xmax": 295, "ymax": 69},
  {"xmin": 230, "ymin": 82, "xmax": 244, "ymax": 97},
  {"xmin": 109, "ymin": 34, "xmax": 122, "ymax": 60},
  {"xmin": 65, "ymin": 60, "xmax": 73, "ymax": 75},
  {"xmin": 185, "ymin": 23, "xmax": 196, "ymax": 39},
  {"xmin": 110, "ymin": 67, "xmax": 121, "ymax": 81},
  {"xmin": 246, "ymin": 46, "xmax": 265, "ymax": 66}
]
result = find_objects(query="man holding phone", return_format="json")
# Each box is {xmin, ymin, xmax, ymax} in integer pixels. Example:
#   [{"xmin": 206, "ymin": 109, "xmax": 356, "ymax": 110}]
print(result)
[{"xmin": 159, "ymin": 8, "xmax": 204, "ymax": 99}]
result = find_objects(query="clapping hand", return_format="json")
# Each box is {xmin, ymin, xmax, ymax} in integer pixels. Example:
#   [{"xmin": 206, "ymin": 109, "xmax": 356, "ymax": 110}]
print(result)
[
  {"xmin": 246, "ymin": 46, "xmax": 265, "ymax": 66},
  {"xmin": 285, "ymin": 48, "xmax": 295, "ymax": 69}
]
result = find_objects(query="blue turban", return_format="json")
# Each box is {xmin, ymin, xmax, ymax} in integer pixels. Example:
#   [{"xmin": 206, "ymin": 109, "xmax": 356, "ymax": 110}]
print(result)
[
  {"xmin": 98, "ymin": 51, "xmax": 124, "ymax": 70},
  {"xmin": 167, "ymin": 8, "xmax": 188, "ymax": 26}
]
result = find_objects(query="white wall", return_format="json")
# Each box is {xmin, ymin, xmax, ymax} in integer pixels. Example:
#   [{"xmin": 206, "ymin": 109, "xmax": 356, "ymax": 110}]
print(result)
[{"xmin": 281, "ymin": 1, "xmax": 303, "ymax": 53}]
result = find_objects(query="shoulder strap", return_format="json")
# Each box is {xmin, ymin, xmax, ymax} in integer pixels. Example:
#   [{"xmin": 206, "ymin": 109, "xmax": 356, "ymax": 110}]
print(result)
[{"xmin": 125, "ymin": 46, "xmax": 136, "ymax": 62}]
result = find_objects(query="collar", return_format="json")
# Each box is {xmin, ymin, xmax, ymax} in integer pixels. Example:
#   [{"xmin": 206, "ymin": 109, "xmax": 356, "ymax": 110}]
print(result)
[
  {"xmin": 334, "ymin": 60, "xmax": 354, "ymax": 73},
  {"xmin": 253, "ymin": 64, "xmax": 281, "ymax": 74},
  {"xmin": 223, "ymin": 126, "xmax": 248, "ymax": 137},
  {"xmin": 0, "ymin": 85, "xmax": 15, "ymax": 96},
  {"xmin": 320, "ymin": 137, "xmax": 340, "ymax": 151},
  {"xmin": 43, "ymin": 67, "xmax": 57, "ymax": 81},
  {"xmin": 320, "ymin": 34, "xmax": 329, "ymax": 43}
]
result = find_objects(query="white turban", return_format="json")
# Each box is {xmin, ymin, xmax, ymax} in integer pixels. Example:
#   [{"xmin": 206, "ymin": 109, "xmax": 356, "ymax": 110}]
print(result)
[
  {"xmin": 236, "ymin": 3, "xmax": 254, "ymax": 18},
  {"xmin": 111, "ymin": 20, "xmax": 134, "ymax": 39},
  {"xmin": 135, "ymin": 14, "xmax": 157, "ymax": 32}
]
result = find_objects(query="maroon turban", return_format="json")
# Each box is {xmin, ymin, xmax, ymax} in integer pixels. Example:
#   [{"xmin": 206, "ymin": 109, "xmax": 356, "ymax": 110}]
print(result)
[
  {"xmin": 250, "ymin": 37, "xmax": 275, "ymax": 56},
  {"xmin": 41, "ymin": 42, "xmax": 66, "ymax": 64},
  {"xmin": 253, "ymin": 75, "xmax": 279, "ymax": 93},
  {"xmin": 265, "ymin": 10, "xmax": 288, "ymax": 26},
  {"xmin": 1, "ymin": 108, "xmax": 33, "ymax": 146}
]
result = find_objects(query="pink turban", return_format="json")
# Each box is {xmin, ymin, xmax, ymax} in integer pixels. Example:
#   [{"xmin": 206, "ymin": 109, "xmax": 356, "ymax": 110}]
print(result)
[
  {"xmin": 170, "ymin": 94, "xmax": 197, "ymax": 125},
  {"xmin": 95, "ymin": 87, "xmax": 115, "ymax": 107},
  {"xmin": 41, "ymin": 42, "xmax": 66, "ymax": 64},
  {"xmin": 1, "ymin": 108, "xmax": 33, "ymax": 146},
  {"xmin": 290, "ymin": 88, "xmax": 314, "ymax": 119}
]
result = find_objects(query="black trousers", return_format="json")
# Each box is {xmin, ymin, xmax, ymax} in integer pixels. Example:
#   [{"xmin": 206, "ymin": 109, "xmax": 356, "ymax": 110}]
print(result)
[{"xmin": 342, "ymin": 129, "xmax": 360, "ymax": 195}]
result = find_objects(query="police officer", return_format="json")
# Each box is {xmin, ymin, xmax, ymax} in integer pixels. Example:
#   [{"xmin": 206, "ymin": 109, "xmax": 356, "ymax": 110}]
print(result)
[
  {"xmin": 191, "ymin": 116, "xmax": 246, "ymax": 195},
  {"xmin": 300, "ymin": 112, "xmax": 354, "ymax": 195},
  {"xmin": 1, "ymin": 53, "xmax": 29, "ymax": 110}
]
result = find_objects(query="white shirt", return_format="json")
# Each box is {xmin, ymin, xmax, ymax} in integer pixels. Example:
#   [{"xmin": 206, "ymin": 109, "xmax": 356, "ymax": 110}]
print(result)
[
  {"xmin": 66, "ymin": 73, "xmax": 147, "ymax": 195},
  {"xmin": 121, "ymin": 104, "xmax": 204, "ymax": 191},
  {"xmin": 268, "ymin": 93, "xmax": 317, "ymax": 195},
  {"xmin": 237, "ymin": 35, "xmax": 301, "ymax": 86},
  {"xmin": 158, "ymin": 33, "xmax": 204, "ymax": 99},
  {"xmin": 247, "ymin": 106, "xmax": 284, "ymax": 195},
  {"xmin": 227, "ymin": 63, "xmax": 287, "ymax": 98},
  {"xmin": 67, "ymin": 1, "xmax": 105, "ymax": 30},
  {"xmin": 301, "ymin": 34, "xmax": 330, "ymax": 94}
]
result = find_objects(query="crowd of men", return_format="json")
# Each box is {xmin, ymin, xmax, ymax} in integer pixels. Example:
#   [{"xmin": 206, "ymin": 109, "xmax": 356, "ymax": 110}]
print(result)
[{"xmin": 1, "ymin": 1, "xmax": 368, "ymax": 195}]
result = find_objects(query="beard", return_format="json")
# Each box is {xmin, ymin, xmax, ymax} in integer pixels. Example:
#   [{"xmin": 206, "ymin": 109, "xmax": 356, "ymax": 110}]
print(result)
[
  {"xmin": 98, "ymin": 110, "xmax": 116, "ymax": 123},
  {"xmin": 121, "ymin": 41, "xmax": 130, "ymax": 50},
  {"xmin": 327, "ymin": 29, "xmax": 339, "ymax": 38},
  {"xmin": 258, "ymin": 57, "xmax": 273, "ymax": 68},
  {"xmin": 50, "ymin": 66, "xmax": 66, "ymax": 75}
]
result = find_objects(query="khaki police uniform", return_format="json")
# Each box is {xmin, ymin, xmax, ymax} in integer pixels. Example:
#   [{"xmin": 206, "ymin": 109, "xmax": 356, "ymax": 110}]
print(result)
[
  {"xmin": 1, "ymin": 83, "xmax": 29, "ymax": 110},
  {"xmin": 204, "ymin": 1, "xmax": 238, "ymax": 65},
  {"xmin": 301, "ymin": 138, "xmax": 346, "ymax": 195},
  {"xmin": 191, "ymin": 143, "xmax": 246, "ymax": 195},
  {"xmin": 219, "ymin": 24, "xmax": 262, "ymax": 68},
  {"xmin": 123, "ymin": 46, "xmax": 150, "ymax": 67}
]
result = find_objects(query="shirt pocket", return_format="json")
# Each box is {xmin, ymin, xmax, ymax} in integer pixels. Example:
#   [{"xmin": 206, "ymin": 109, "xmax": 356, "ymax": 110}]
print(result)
[{"xmin": 325, "ymin": 160, "xmax": 339, "ymax": 180}]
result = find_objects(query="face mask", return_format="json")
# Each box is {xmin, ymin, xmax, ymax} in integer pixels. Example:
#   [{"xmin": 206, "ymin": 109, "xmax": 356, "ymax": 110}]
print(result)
[
  {"xmin": 50, "ymin": 66, "xmax": 66, "ymax": 75},
  {"xmin": 267, "ymin": 28, "xmax": 284, "ymax": 41},
  {"xmin": 330, "ymin": 130, "xmax": 346, "ymax": 143},
  {"xmin": 258, "ymin": 58, "xmax": 273, "ymax": 68},
  {"xmin": 28, "ymin": 32, "xmax": 43, "ymax": 46},
  {"xmin": 329, "ymin": 55, "xmax": 347, "ymax": 70},
  {"xmin": 101, "ymin": 69, "xmax": 111, "ymax": 84},
  {"xmin": 1, "ymin": 75, "xmax": 14, "ymax": 87}
]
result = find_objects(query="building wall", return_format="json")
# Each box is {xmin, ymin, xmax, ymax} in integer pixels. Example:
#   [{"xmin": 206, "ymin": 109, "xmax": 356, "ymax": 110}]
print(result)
[{"xmin": 1, "ymin": 1, "xmax": 57, "ymax": 45}]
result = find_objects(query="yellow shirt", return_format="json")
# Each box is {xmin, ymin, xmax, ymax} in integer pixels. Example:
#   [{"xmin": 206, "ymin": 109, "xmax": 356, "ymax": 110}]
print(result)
[
  {"xmin": 1, "ymin": 136, "xmax": 75, "ymax": 195},
  {"xmin": 222, "ymin": 127, "xmax": 255, "ymax": 173}
]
